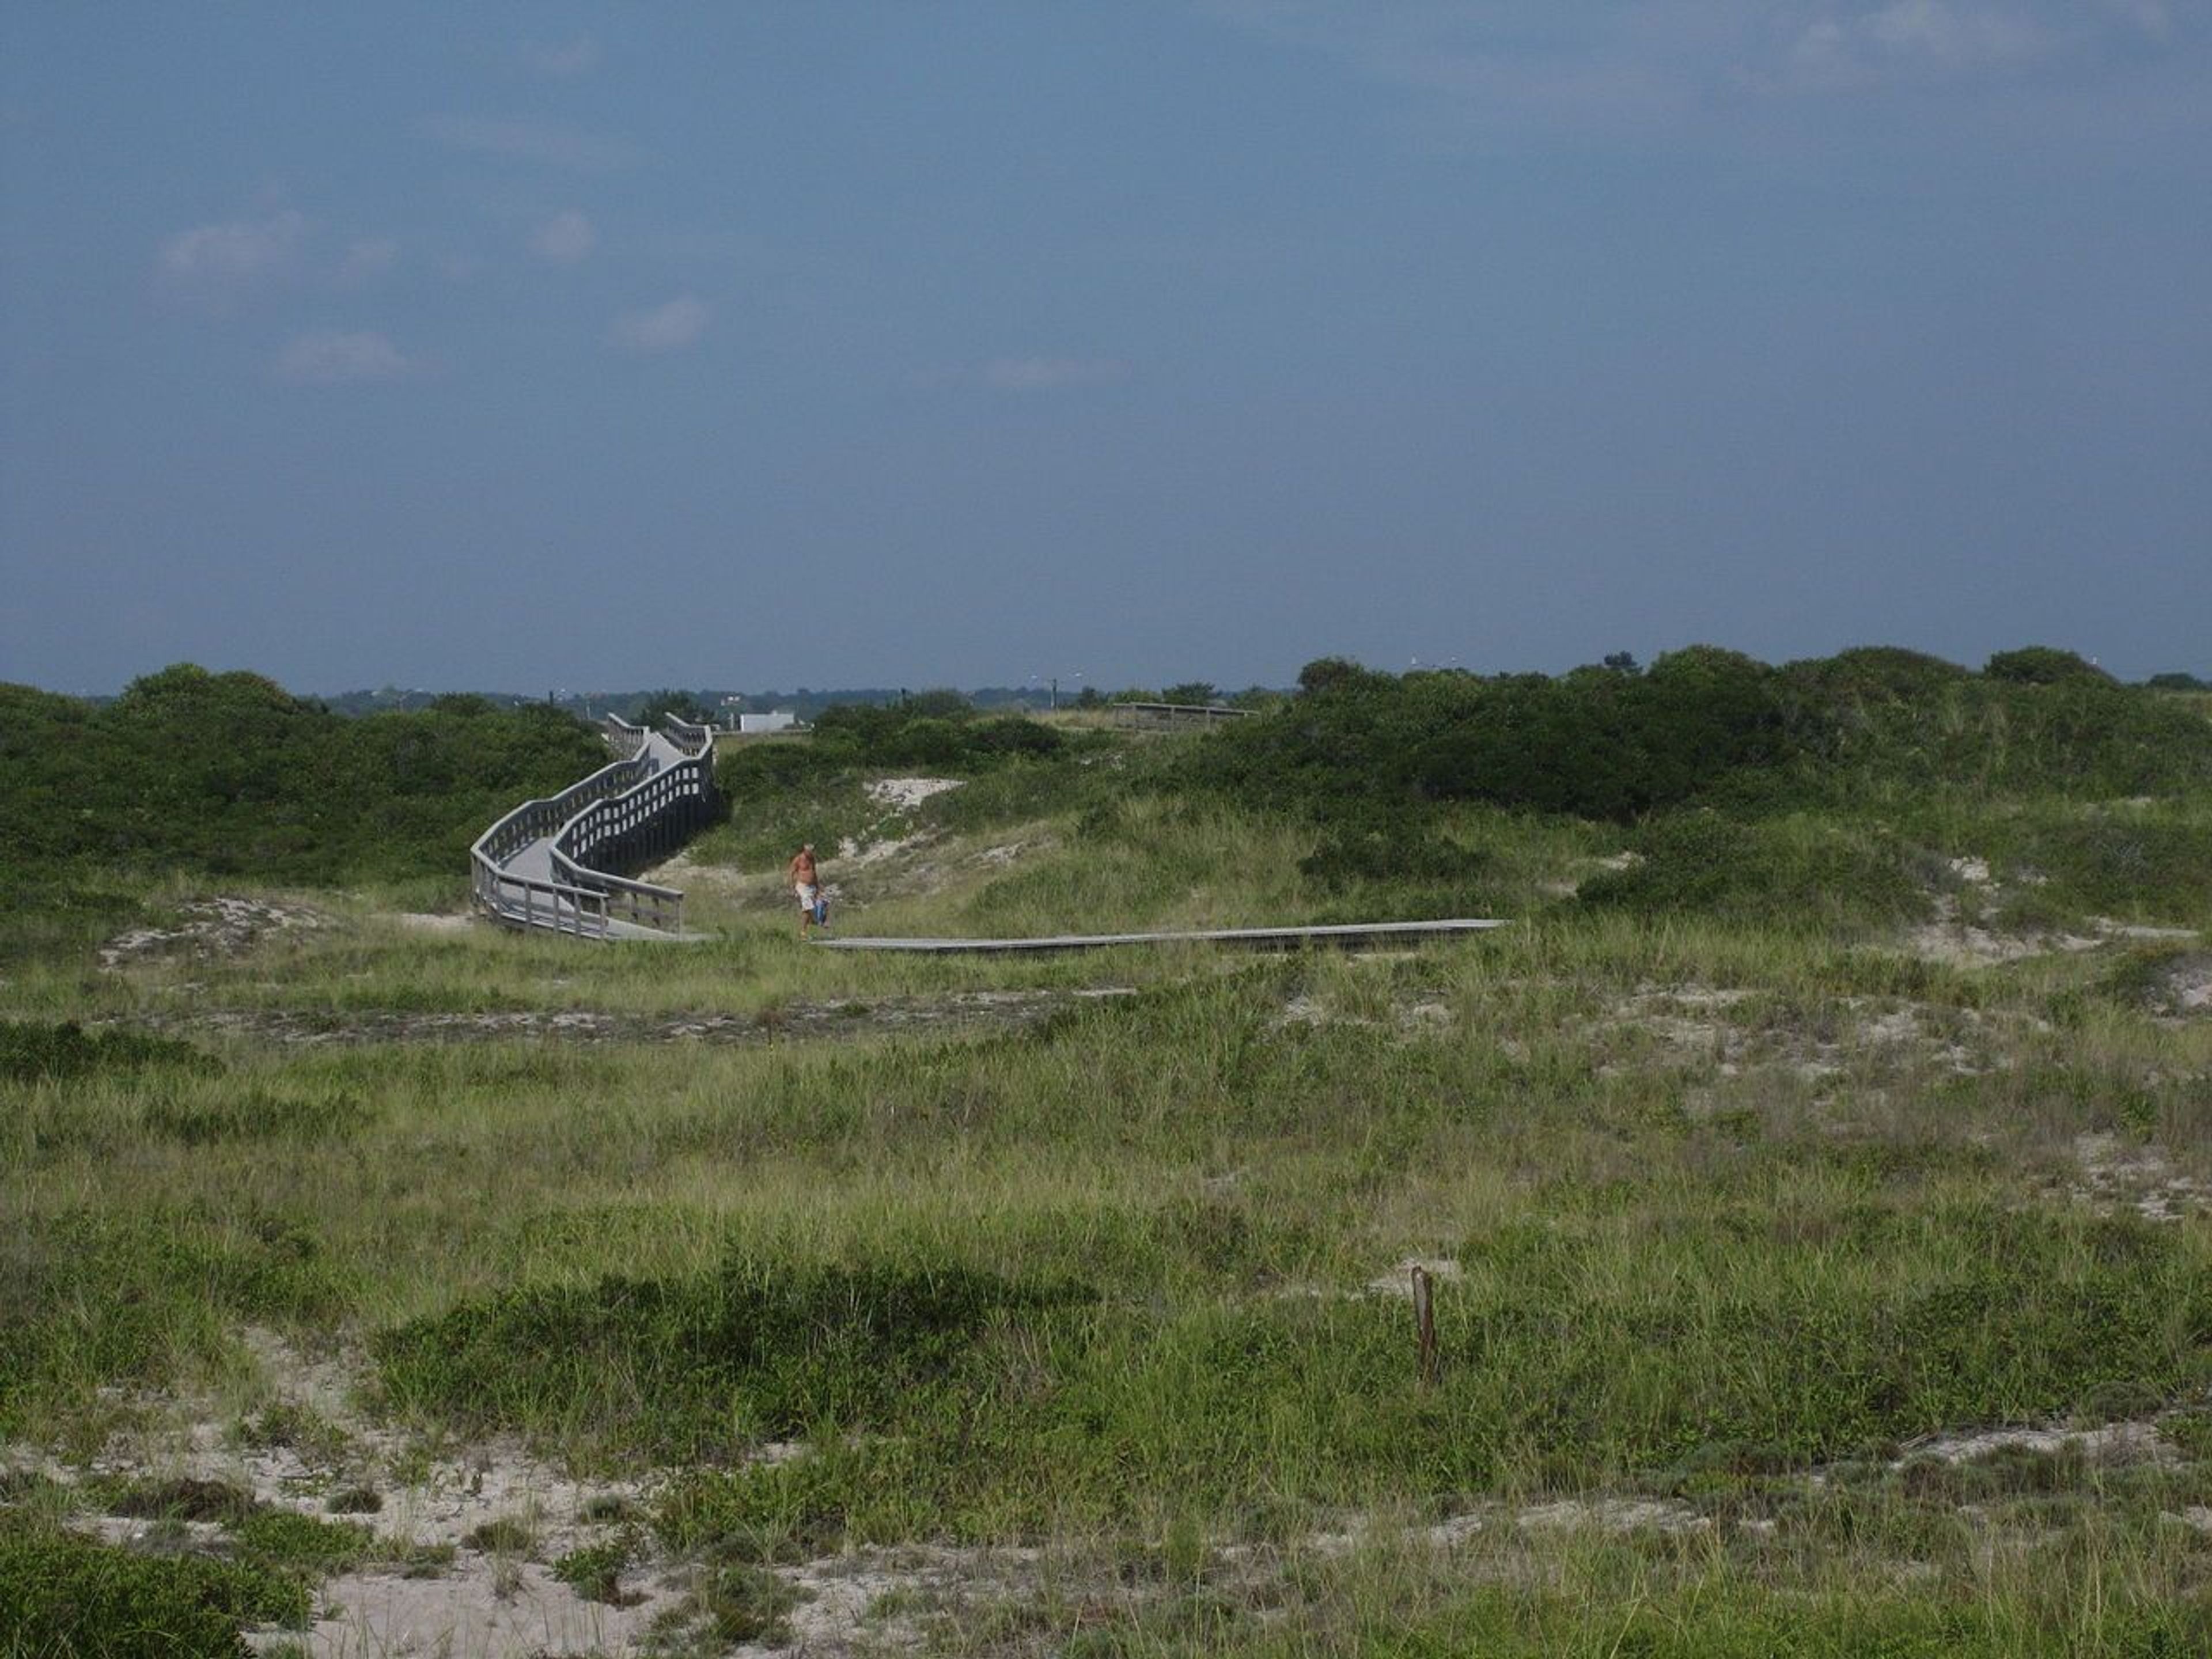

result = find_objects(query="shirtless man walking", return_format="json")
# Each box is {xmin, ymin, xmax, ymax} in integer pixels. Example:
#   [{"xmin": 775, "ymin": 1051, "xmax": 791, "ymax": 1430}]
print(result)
[{"xmin": 789, "ymin": 842, "xmax": 821, "ymax": 939}]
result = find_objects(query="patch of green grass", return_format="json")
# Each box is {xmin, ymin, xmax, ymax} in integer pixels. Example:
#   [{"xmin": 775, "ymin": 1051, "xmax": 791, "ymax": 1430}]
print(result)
[
  {"xmin": 1578, "ymin": 809, "xmax": 1930, "ymax": 934},
  {"xmin": 553, "ymin": 1533, "xmax": 639, "ymax": 1604},
  {"xmin": 462, "ymin": 1516, "xmax": 536, "ymax": 1554},
  {"xmin": 0, "ymin": 1210, "xmax": 355, "ymax": 1436},
  {"xmin": 0, "ymin": 1019, "xmax": 219, "ymax": 1084},
  {"xmin": 377, "ymin": 1255, "xmax": 1096, "ymax": 1457},
  {"xmin": 1056, "ymin": 1577, "xmax": 2212, "ymax": 1658},
  {"xmin": 107, "ymin": 1476, "xmax": 258, "ymax": 1526},
  {"xmin": 230, "ymin": 1509, "xmax": 375, "ymax": 1575},
  {"xmin": 651, "ymin": 1559, "xmax": 805, "ymax": 1650},
  {"xmin": 141, "ymin": 1086, "xmax": 375, "ymax": 1146},
  {"xmin": 0, "ymin": 1523, "xmax": 308, "ymax": 1656},
  {"xmin": 236, "ymin": 1401, "xmax": 353, "ymax": 1467}
]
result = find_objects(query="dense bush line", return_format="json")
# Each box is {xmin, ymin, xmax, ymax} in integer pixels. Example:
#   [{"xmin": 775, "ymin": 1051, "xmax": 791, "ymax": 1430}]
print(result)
[
  {"xmin": 713, "ymin": 694, "xmax": 1092, "ymax": 799},
  {"xmin": 0, "ymin": 665, "xmax": 608, "ymax": 885},
  {"xmin": 1196, "ymin": 646, "xmax": 2212, "ymax": 826}
]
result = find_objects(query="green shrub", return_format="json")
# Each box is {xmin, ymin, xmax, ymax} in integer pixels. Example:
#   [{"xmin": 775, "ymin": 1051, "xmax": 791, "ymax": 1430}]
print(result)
[
  {"xmin": 0, "ymin": 1021, "xmax": 219, "ymax": 1085},
  {"xmin": 800, "ymin": 701, "xmax": 1067, "ymax": 771},
  {"xmin": 1984, "ymin": 645, "xmax": 2115, "ymax": 685},
  {"xmin": 0, "ymin": 1525, "xmax": 305, "ymax": 1656},
  {"xmin": 230, "ymin": 1510, "xmax": 374, "ymax": 1574},
  {"xmin": 2023, "ymin": 812, "xmax": 2212, "ymax": 918},
  {"xmin": 1203, "ymin": 647, "xmax": 1798, "ymax": 823},
  {"xmin": 108, "ymin": 1478, "xmax": 256, "ymax": 1526},
  {"xmin": 552, "ymin": 1535, "xmax": 638, "ymax": 1604},
  {"xmin": 0, "ymin": 668, "xmax": 608, "ymax": 891},
  {"xmin": 1298, "ymin": 810, "xmax": 1491, "ymax": 893},
  {"xmin": 1195, "ymin": 648, "xmax": 2212, "ymax": 838},
  {"xmin": 374, "ymin": 1254, "xmax": 1096, "ymax": 1456},
  {"xmin": 1577, "ymin": 812, "xmax": 1927, "ymax": 931}
]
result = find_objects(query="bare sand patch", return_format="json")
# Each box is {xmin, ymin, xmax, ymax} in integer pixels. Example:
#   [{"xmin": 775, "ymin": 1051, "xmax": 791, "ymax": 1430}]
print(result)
[
  {"xmin": 1597, "ymin": 984, "xmax": 1997, "ymax": 1082},
  {"xmin": 1895, "ymin": 1419, "xmax": 2182, "ymax": 1469},
  {"xmin": 100, "ymin": 897, "xmax": 336, "ymax": 969},
  {"xmin": 390, "ymin": 911, "xmax": 476, "ymax": 935},
  {"xmin": 34, "ymin": 1330, "xmax": 681, "ymax": 1658},
  {"xmin": 866, "ymin": 777, "xmax": 964, "ymax": 812},
  {"xmin": 1899, "ymin": 859, "xmax": 2199, "ymax": 968},
  {"xmin": 639, "ymin": 844, "xmax": 751, "ymax": 897},
  {"xmin": 2070, "ymin": 1132, "xmax": 2210, "ymax": 1224}
]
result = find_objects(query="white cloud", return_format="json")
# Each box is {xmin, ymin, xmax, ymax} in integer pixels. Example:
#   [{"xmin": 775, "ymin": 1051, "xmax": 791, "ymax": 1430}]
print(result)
[
  {"xmin": 529, "ymin": 210, "xmax": 596, "ymax": 264},
  {"xmin": 983, "ymin": 357, "xmax": 1130, "ymax": 391},
  {"xmin": 1211, "ymin": 1, "xmax": 2190, "ymax": 121},
  {"xmin": 611, "ymin": 295, "xmax": 709, "ymax": 353},
  {"xmin": 335, "ymin": 237, "xmax": 399, "ymax": 285},
  {"xmin": 156, "ymin": 211, "xmax": 305, "ymax": 293},
  {"xmin": 524, "ymin": 35, "xmax": 600, "ymax": 78},
  {"xmin": 421, "ymin": 114, "xmax": 637, "ymax": 172},
  {"xmin": 275, "ymin": 330, "xmax": 420, "ymax": 384},
  {"xmin": 1789, "ymin": 1, "xmax": 2054, "ymax": 84}
]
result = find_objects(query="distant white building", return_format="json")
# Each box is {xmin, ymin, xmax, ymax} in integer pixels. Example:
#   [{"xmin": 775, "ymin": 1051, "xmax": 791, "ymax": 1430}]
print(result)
[{"xmin": 734, "ymin": 710, "xmax": 798, "ymax": 734}]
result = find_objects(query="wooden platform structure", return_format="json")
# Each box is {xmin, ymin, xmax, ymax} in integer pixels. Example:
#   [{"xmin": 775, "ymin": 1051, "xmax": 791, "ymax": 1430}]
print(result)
[
  {"xmin": 814, "ymin": 919, "xmax": 1506, "ymax": 955},
  {"xmin": 469, "ymin": 715, "xmax": 718, "ymax": 940}
]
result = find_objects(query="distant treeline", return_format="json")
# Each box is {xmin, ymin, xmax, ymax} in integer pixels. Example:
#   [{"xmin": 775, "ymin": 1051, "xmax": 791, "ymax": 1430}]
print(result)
[
  {"xmin": 10, "ymin": 649, "xmax": 2206, "ymax": 897},
  {"xmin": 1200, "ymin": 645, "xmax": 2212, "ymax": 824},
  {"xmin": 305, "ymin": 682, "xmax": 1287, "ymax": 722},
  {"xmin": 0, "ymin": 665, "xmax": 607, "ymax": 883}
]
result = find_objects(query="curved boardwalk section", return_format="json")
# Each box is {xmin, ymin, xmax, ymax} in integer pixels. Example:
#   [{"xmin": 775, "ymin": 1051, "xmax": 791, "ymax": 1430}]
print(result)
[{"xmin": 471, "ymin": 715, "xmax": 718, "ymax": 939}]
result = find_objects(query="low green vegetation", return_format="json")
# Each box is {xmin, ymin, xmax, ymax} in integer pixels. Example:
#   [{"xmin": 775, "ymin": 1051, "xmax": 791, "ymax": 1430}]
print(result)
[
  {"xmin": 0, "ymin": 1524, "xmax": 299, "ymax": 1657},
  {"xmin": 0, "ymin": 1479, "xmax": 378, "ymax": 1656},
  {"xmin": 1, "ymin": 1020, "xmax": 221, "ymax": 1084},
  {"xmin": 0, "ymin": 665, "xmax": 607, "ymax": 966},
  {"xmin": 2, "ymin": 643, "xmax": 2209, "ymax": 1653}
]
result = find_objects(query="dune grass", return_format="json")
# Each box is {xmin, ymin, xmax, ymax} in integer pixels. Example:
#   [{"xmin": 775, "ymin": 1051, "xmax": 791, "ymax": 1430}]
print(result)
[{"xmin": 5, "ymin": 714, "xmax": 2212, "ymax": 1652}]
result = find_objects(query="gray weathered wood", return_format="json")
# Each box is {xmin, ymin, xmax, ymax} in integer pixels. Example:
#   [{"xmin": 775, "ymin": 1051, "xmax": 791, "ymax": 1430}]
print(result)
[
  {"xmin": 470, "ymin": 714, "xmax": 717, "ymax": 940},
  {"xmin": 813, "ymin": 919, "xmax": 1506, "ymax": 955}
]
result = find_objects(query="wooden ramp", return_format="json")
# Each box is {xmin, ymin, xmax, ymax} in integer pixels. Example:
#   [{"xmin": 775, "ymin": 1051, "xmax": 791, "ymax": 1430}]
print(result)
[{"xmin": 813, "ymin": 919, "xmax": 1507, "ymax": 956}]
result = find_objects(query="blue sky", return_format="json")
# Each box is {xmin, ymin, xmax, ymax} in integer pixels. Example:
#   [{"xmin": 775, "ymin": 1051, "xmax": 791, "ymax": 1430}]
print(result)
[{"xmin": 3, "ymin": 2, "xmax": 2207, "ymax": 694}]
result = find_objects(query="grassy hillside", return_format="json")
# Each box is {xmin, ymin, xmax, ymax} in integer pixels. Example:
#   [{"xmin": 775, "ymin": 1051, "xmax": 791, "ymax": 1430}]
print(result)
[{"xmin": 3, "ymin": 647, "xmax": 2210, "ymax": 1654}]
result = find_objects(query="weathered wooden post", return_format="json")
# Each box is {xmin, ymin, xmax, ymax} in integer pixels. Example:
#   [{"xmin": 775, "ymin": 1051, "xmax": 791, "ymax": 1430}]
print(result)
[{"xmin": 1411, "ymin": 1266, "xmax": 1438, "ymax": 1388}]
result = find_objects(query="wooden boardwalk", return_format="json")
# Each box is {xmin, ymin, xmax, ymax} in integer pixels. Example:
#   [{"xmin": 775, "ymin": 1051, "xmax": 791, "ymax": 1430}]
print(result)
[
  {"xmin": 814, "ymin": 919, "xmax": 1506, "ymax": 955},
  {"xmin": 470, "ymin": 715, "xmax": 718, "ymax": 939}
]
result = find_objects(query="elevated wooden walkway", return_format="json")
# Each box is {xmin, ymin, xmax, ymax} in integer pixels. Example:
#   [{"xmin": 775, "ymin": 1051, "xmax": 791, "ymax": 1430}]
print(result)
[
  {"xmin": 469, "ymin": 715, "xmax": 718, "ymax": 940},
  {"xmin": 814, "ymin": 919, "xmax": 1506, "ymax": 955}
]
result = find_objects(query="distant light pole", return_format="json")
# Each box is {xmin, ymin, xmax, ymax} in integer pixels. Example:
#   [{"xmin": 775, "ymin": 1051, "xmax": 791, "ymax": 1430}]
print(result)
[{"xmin": 1031, "ymin": 671, "xmax": 1085, "ymax": 711}]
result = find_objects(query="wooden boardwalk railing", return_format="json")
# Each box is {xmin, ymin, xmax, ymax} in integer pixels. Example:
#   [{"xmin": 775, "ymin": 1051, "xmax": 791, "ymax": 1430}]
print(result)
[
  {"xmin": 469, "ymin": 714, "xmax": 718, "ymax": 938},
  {"xmin": 1111, "ymin": 701, "xmax": 1252, "ymax": 733}
]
